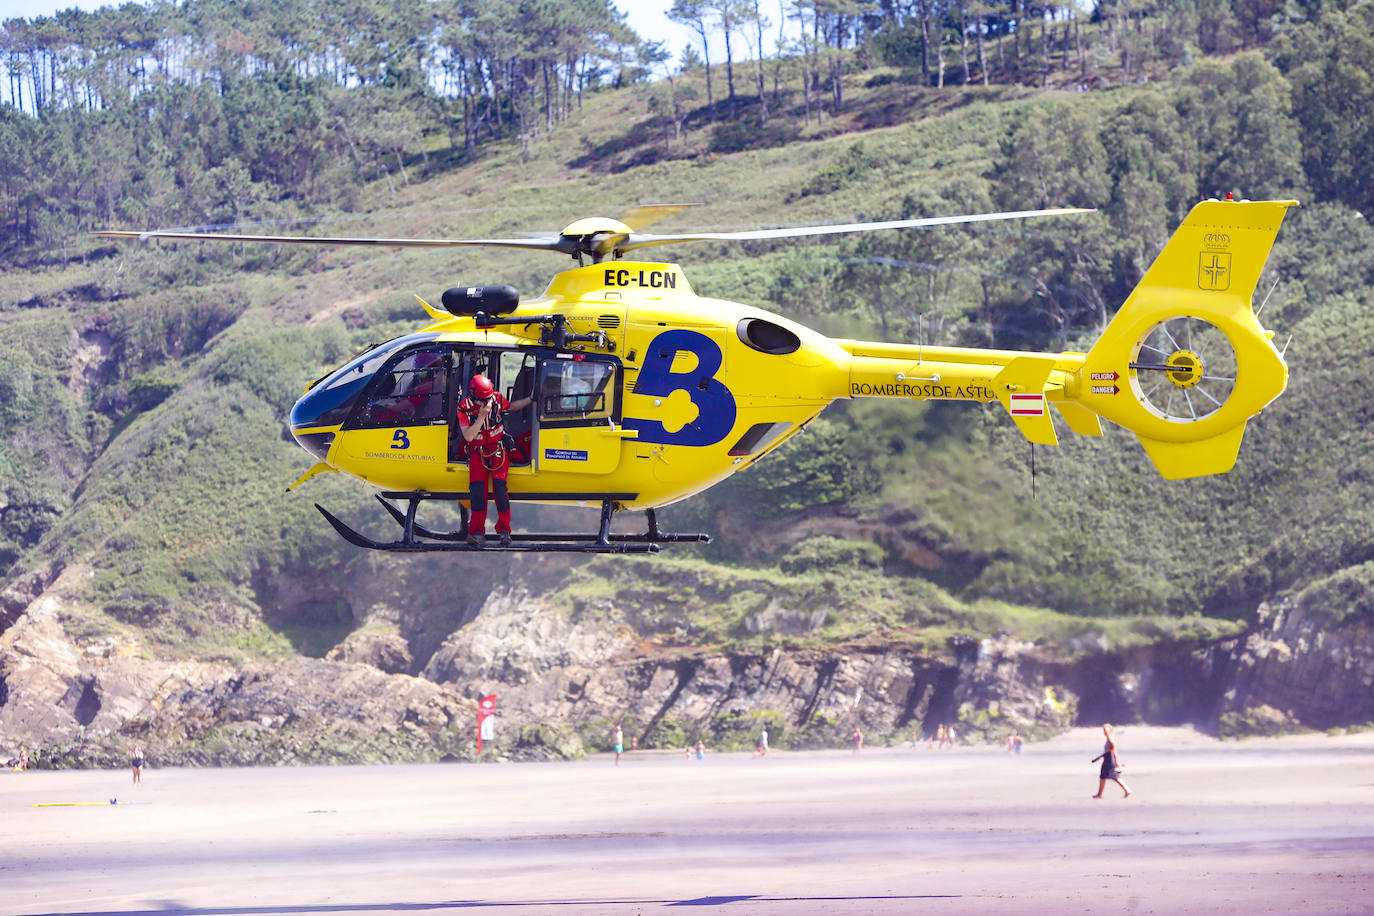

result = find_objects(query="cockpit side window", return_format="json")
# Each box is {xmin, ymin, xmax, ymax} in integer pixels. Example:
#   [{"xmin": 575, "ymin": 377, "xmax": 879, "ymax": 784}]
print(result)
[
  {"xmin": 353, "ymin": 347, "xmax": 450, "ymax": 428},
  {"xmin": 291, "ymin": 335, "xmax": 424, "ymax": 430}
]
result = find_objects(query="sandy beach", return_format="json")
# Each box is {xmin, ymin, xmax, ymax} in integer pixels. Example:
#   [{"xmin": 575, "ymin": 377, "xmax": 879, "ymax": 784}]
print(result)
[{"xmin": 2, "ymin": 726, "xmax": 1372, "ymax": 915}]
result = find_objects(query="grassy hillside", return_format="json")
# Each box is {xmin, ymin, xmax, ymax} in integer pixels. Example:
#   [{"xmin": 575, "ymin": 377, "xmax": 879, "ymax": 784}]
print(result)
[{"xmin": 1, "ymin": 47, "xmax": 1364, "ymax": 668}]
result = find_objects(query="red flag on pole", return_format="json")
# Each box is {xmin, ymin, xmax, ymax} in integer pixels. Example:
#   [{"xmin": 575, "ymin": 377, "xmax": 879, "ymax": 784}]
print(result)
[{"xmin": 477, "ymin": 694, "xmax": 498, "ymax": 754}]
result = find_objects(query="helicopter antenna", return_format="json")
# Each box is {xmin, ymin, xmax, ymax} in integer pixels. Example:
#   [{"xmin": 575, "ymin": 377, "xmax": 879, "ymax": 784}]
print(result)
[
  {"xmin": 1280, "ymin": 334, "xmax": 1294, "ymax": 357},
  {"xmin": 1031, "ymin": 442, "xmax": 1037, "ymax": 501},
  {"xmin": 895, "ymin": 313, "xmax": 943, "ymax": 384},
  {"xmin": 1255, "ymin": 277, "xmax": 1280, "ymax": 319}
]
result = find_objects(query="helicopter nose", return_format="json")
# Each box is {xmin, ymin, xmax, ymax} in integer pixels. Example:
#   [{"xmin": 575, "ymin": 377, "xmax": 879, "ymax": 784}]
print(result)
[
  {"xmin": 289, "ymin": 386, "xmax": 352, "ymax": 462},
  {"xmin": 291, "ymin": 425, "xmax": 335, "ymax": 462}
]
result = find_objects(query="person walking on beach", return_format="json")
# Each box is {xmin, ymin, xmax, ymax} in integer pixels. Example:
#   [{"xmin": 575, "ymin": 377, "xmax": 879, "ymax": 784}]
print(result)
[
  {"xmin": 1091, "ymin": 724, "xmax": 1131, "ymax": 798},
  {"xmin": 851, "ymin": 726, "xmax": 863, "ymax": 753},
  {"xmin": 754, "ymin": 726, "xmax": 768, "ymax": 758},
  {"xmin": 131, "ymin": 746, "xmax": 144, "ymax": 785},
  {"xmin": 613, "ymin": 724, "xmax": 624, "ymax": 767}
]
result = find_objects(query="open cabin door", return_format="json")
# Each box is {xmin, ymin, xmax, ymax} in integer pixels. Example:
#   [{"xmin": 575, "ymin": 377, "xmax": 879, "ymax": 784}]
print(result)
[
  {"xmin": 439, "ymin": 347, "xmax": 623, "ymax": 476},
  {"xmin": 445, "ymin": 347, "xmax": 537, "ymax": 473}
]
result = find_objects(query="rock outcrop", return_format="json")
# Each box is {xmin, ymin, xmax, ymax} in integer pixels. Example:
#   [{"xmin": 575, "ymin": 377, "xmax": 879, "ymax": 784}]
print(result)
[
  {"xmin": 1217, "ymin": 594, "xmax": 1374, "ymax": 730},
  {"xmin": 422, "ymin": 591, "xmax": 1077, "ymax": 754},
  {"xmin": 0, "ymin": 604, "xmax": 475, "ymax": 769},
  {"xmin": 5, "ymin": 575, "xmax": 1374, "ymax": 768}
]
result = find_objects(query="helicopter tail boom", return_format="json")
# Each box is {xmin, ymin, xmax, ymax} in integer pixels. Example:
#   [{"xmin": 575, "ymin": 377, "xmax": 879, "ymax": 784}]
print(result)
[{"xmin": 838, "ymin": 198, "xmax": 1296, "ymax": 479}]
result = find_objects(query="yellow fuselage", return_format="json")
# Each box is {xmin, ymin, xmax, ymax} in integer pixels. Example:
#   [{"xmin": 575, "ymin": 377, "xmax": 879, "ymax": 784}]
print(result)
[{"xmin": 292, "ymin": 199, "xmax": 1296, "ymax": 504}]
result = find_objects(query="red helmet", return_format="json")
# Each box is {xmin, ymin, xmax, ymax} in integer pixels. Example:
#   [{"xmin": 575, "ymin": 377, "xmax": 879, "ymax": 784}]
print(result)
[{"xmin": 469, "ymin": 374, "xmax": 494, "ymax": 398}]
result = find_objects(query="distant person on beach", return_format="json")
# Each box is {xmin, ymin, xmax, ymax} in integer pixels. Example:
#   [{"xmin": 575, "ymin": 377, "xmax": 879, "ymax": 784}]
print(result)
[
  {"xmin": 613, "ymin": 724, "xmax": 623, "ymax": 766},
  {"xmin": 695, "ymin": 739, "xmax": 705, "ymax": 761},
  {"xmin": 928, "ymin": 724, "xmax": 943, "ymax": 749},
  {"xmin": 15, "ymin": 745, "xmax": 29, "ymax": 771},
  {"xmin": 1091, "ymin": 724, "xmax": 1131, "ymax": 799},
  {"xmin": 131, "ymin": 746, "xmax": 144, "ymax": 785},
  {"xmin": 754, "ymin": 726, "xmax": 768, "ymax": 758},
  {"xmin": 851, "ymin": 726, "xmax": 863, "ymax": 753}
]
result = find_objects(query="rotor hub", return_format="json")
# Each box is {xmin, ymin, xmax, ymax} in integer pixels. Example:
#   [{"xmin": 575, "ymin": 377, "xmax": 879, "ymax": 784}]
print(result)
[
  {"xmin": 1164, "ymin": 350, "xmax": 1203, "ymax": 388},
  {"xmin": 557, "ymin": 217, "xmax": 632, "ymax": 263}
]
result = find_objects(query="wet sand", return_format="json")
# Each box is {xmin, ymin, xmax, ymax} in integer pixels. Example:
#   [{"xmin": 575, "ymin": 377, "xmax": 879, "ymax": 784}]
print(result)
[{"xmin": 3, "ymin": 726, "xmax": 1372, "ymax": 915}]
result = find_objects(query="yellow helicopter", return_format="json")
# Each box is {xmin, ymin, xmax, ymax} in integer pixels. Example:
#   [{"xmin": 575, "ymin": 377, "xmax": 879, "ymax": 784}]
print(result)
[{"xmin": 95, "ymin": 196, "xmax": 1296, "ymax": 553}]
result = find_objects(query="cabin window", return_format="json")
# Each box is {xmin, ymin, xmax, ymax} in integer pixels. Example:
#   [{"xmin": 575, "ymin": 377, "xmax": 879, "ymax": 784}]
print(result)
[
  {"xmin": 499, "ymin": 351, "xmax": 538, "ymax": 462},
  {"xmin": 539, "ymin": 359, "xmax": 615, "ymax": 423},
  {"xmin": 355, "ymin": 347, "xmax": 449, "ymax": 428},
  {"xmin": 737, "ymin": 317, "xmax": 801, "ymax": 355},
  {"xmin": 499, "ymin": 351, "xmax": 538, "ymax": 404}
]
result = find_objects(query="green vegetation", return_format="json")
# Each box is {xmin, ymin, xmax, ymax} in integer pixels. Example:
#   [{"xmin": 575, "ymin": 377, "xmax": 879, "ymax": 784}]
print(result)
[
  {"xmin": 516, "ymin": 723, "xmax": 587, "ymax": 760},
  {"xmin": 548, "ymin": 555, "xmax": 1243, "ymax": 659},
  {"xmin": 1217, "ymin": 705, "xmax": 1304, "ymax": 740}
]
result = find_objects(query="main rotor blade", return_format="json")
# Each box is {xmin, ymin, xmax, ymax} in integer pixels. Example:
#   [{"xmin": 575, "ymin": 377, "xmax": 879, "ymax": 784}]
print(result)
[
  {"xmin": 91, "ymin": 229, "xmax": 567, "ymax": 252},
  {"xmin": 616, "ymin": 203, "xmax": 700, "ymax": 232},
  {"xmin": 617, "ymin": 207, "xmax": 1095, "ymax": 253}
]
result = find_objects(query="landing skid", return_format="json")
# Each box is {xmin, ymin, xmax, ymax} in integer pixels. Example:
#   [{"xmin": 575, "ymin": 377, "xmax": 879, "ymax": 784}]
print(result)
[{"xmin": 315, "ymin": 491, "xmax": 711, "ymax": 554}]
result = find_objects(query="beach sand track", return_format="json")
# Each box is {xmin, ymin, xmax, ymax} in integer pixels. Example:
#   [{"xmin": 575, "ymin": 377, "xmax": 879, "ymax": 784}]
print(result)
[{"xmin": 2, "ymin": 727, "xmax": 1372, "ymax": 915}]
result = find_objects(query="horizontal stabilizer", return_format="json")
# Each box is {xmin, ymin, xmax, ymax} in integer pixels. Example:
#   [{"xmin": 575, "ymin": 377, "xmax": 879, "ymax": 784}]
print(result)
[
  {"xmin": 1011, "ymin": 404, "xmax": 1058, "ymax": 445},
  {"xmin": 1054, "ymin": 401, "xmax": 1103, "ymax": 437},
  {"xmin": 1137, "ymin": 423, "xmax": 1248, "ymax": 480},
  {"xmin": 994, "ymin": 356, "xmax": 1060, "ymax": 445}
]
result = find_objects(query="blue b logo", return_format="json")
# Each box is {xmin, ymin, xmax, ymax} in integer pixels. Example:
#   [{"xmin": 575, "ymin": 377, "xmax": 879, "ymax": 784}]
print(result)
[
  {"xmin": 626, "ymin": 329, "xmax": 736, "ymax": 446},
  {"xmin": 390, "ymin": 430, "xmax": 410, "ymax": 450}
]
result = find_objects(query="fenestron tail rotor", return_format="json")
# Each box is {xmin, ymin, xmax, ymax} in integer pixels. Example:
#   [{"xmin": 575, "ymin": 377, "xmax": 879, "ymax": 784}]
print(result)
[
  {"xmin": 94, "ymin": 206, "xmax": 1093, "ymax": 265},
  {"xmin": 1128, "ymin": 316, "xmax": 1238, "ymax": 423}
]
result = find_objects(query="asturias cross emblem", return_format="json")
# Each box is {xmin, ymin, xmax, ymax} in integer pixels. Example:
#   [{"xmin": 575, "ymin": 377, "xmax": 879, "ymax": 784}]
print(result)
[{"xmin": 1198, "ymin": 252, "xmax": 1232, "ymax": 290}]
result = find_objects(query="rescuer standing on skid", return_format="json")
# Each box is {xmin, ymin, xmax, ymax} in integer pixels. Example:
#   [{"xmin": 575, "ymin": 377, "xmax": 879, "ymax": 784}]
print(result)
[{"xmin": 457, "ymin": 373, "xmax": 532, "ymax": 547}]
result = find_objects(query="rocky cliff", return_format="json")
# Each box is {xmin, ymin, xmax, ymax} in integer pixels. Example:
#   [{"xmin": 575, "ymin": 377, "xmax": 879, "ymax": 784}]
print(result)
[
  {"xmin": 5, "ymin": 569, "xmax": 1373, "ymax": 769},
  {"xmin": 0, "ymin": 603, "xmax": 475, "ymax": 768},
  {"xmin": 1212, "ymin": 566, "xmax": 1374, "ymax": 733}
]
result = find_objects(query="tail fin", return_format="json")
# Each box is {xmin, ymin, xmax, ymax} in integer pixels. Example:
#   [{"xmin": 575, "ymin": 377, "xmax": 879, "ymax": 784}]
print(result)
[{"xmin": 1076, "ymin": 198, "xmax": 1297, "ymax": 479}]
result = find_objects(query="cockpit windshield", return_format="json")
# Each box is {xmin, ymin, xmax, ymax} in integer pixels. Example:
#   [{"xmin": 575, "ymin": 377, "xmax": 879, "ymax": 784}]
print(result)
[{"xmin": 290, "ymin": 333, "xmax": 438, "ymax": 429}]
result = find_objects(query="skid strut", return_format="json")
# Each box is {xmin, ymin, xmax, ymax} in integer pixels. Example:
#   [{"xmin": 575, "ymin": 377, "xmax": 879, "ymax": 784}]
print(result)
[{"xmin": 316, "ymin": 491, "xmax": 711, "ymax": 554}]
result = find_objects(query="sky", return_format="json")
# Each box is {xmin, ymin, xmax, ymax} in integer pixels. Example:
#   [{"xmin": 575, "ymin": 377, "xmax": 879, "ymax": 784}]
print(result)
[{"xmin": 1, "ymin": 0, "xmax": 732, "ymax": 68}]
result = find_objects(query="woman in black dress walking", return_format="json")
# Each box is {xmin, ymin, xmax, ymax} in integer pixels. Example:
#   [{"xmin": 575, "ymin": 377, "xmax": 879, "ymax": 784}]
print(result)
[{"xmin": 1091, "ymin": 724, "xmax": 1131, "ymax": 798}]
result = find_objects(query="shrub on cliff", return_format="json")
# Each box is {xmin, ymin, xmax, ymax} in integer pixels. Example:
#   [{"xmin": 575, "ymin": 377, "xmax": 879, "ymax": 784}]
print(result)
[{"xmin": 1217, "ymin": 704, "xmax": 1301, "ymax": 739}]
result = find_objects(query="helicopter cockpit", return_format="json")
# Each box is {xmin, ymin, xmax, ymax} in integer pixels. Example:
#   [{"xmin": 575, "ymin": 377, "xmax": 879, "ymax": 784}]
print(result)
[
  {"xmin": 289, "ymin": 333, "xmax": 439, "ymax": 461},
  {"xmin": 289, "ymin": 333, "xmax": 622, "ymax": 475}
]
